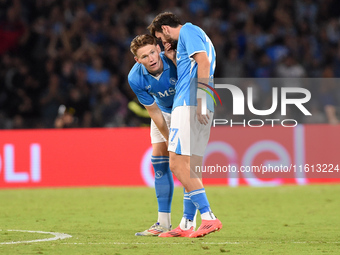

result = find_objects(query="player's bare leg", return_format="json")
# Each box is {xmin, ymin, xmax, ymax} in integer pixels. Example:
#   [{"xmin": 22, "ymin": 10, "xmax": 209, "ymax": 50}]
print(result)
[{"xmin": 169, "ymin": 152, "xmax": 203, "ymax": 191}]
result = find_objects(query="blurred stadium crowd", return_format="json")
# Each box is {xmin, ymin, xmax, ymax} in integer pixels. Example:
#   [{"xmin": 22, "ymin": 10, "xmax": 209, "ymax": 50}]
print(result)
[{"xmin": 0, "ymin": 0, "xmax": 339, "ymax": 129}]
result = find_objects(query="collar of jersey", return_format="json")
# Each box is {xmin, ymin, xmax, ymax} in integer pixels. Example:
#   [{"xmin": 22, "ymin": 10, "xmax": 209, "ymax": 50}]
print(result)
[{"xmin": 142, "ymin": 53, "xmax": 170, "ymax": 76}]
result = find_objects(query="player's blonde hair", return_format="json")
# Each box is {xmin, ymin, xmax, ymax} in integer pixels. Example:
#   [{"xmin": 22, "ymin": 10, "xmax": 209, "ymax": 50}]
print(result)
[{"xmin": 130, "ymin": 34, "xmax": 157, "ymax": 57}]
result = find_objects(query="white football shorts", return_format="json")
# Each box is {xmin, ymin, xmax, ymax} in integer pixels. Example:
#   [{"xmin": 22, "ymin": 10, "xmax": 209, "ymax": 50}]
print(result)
[
  {"xmin": 150, "ymin": 111, "xmax": 171, "ymax": 144},
  {"xmin": 168, "ymin": 106, "xmax": 213, "ymax": 156}
]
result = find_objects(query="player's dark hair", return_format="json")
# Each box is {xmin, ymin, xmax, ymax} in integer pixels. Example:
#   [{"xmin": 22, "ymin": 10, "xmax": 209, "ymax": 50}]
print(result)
[
  {"xmin": 147, "ymin": 12, "xmax": 182, "ymax": 37},
  {"xmin": 130, "ymin": 34, "xmax": 157, "ymax": 56}
]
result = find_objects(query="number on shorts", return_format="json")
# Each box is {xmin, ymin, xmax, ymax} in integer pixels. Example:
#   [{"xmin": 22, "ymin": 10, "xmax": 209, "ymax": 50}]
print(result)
[{"xmin": 170, "ymin": 128, "xmax": 179, "ymax": 142}]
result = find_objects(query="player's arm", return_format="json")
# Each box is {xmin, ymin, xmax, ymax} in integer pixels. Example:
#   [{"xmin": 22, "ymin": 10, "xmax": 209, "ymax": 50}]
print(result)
[
  {"xmin": 193, "ymin": 51, "xmax": 210, "ymax": 79},
  {"xmin": 144, "ymin": 102, "xmax": 169, "ymax": 143},
  {"xmin": 193, "ymin": 52, "xmax": 211, "ymax": 125}
]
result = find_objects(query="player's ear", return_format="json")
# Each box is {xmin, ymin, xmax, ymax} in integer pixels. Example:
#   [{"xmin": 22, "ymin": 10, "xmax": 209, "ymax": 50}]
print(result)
[
  {"xmin": 161, "ymin": 25, "xmax": 169, "ymax": 35},
  {"xmin": 134, "ymin": 56, "xmax": 140, "ymax": 63}
]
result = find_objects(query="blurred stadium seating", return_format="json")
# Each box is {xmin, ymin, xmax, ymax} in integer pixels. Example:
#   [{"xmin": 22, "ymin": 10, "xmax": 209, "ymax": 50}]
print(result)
[{"xmin": 0, "ymin": 0, "xmax": 339, "ymax": 129}]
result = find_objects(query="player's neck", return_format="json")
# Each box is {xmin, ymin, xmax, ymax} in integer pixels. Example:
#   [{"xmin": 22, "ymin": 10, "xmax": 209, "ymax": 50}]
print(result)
[{"xmin": 173, "ymin": 25, "xmax": 182, "ymax": 40}]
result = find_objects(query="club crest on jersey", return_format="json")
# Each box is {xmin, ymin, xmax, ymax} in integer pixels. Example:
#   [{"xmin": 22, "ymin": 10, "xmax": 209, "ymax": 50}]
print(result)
[{"xmin": 170, "ymin": 77, "xmax": 177, "ymax": 85}]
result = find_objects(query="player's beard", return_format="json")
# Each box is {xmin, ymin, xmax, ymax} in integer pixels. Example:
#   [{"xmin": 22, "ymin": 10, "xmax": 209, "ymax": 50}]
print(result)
[
  {"xmin": 164, "ymin": 34, "xmax": 177, "ymax": 50},
  {"xmin": 170, "ymin": 40, "xmax": 178, "ymax": 50}
]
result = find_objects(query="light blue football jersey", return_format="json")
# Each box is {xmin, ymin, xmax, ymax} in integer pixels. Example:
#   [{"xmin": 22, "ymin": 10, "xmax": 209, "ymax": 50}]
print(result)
[
  {"xmin": 128, "ymin": 52, "xmax": 177, "ymax": 113},
  {"xmin": 175, "ymin": 23, "xmax": 216, "ymax": 112}
]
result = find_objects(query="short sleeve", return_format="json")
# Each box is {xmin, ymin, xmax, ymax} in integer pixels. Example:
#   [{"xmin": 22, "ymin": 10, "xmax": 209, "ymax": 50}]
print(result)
[
  {"xmin": 128, "ymin": 77, "xmax": 155, "ymax": 106},
  {"xmin": 181, "ymin": 25, "xmax": 206, "ymax": 58}
]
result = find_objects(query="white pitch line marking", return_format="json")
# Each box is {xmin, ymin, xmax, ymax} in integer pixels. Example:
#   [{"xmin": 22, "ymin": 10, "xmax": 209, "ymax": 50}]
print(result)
[
  {"xmin": 61, "ymin": 242, "xmax": 241, "ymax": 245},
  {"xmin": 60, "ymin": 241, "xmax": 340, "ymax": 245},
  {"xmin": 0, "ymin": 230, "xmax": 72, "ymax": 245}
]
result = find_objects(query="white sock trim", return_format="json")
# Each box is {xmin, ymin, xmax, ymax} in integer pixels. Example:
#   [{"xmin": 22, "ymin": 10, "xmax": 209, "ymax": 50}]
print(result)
[
  {"xmin": 179, "ymin": 216, "xmax": 195, "ymax": 230},
  {"xmin": 201, "ymin": 211, "xmax": 216, "ymax": 220},
  {"xmin": 158, "ymin": 212, "xmax": 171, "ymax": 228}
]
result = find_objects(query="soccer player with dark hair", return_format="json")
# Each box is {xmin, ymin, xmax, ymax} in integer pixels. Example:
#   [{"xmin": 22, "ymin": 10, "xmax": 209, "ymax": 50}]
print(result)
[{"xmin": 148, "ymin": 12, "xmax": 222, "ymax": 238}]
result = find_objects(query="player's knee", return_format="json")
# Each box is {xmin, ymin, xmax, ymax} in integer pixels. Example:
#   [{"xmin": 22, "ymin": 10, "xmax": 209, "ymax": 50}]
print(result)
[
  {"xmin": 152, "ymin": 142, "xmax": 169, "ymax": 156},
  {"xmin": 169, "ymin": 156, "xmax": 188, "ymax": 176},
  {"xmin": 169, "ymin": 157, "xmax": 178, "ymax": 174}
]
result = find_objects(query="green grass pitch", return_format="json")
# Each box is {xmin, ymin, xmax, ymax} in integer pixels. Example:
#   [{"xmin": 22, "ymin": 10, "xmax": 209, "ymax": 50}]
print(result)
[{"xmin": 0, "ymin": 185, "xmax": 340, "ymax": 254}]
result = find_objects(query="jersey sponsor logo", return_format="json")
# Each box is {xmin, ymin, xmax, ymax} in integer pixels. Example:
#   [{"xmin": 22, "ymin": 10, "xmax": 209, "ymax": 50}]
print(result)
[
  {"xmin": 157, "ymin": 87, "xmax": 176, "ymax": 98},
  {"xmin": 145, "ymin": 85, "xmax": 151, "ymax": 90}
]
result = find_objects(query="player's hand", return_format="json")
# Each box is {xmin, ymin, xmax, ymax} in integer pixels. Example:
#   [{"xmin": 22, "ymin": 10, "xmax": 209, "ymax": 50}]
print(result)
[
  {"xmin": 163, "ymin": 42, "xmax": 176, "ymax": 62},
  {"xmin": 197, "ymin": 111, "xmax": 209, "ymax": 125},
  {"xmin": 196, "ymin": 100, "xmax": 209, "ymax": 125}
]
